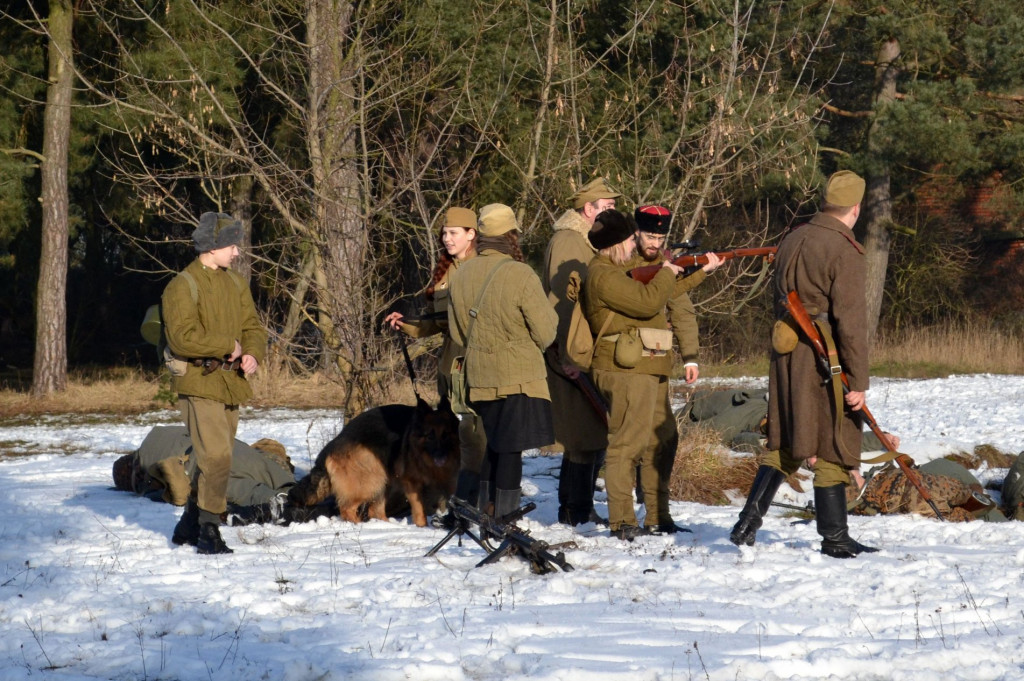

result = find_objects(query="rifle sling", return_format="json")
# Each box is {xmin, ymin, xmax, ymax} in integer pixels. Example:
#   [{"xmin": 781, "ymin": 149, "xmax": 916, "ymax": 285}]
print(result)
[{"xmin": 811, "ymin": 317, "xmax": 859, "ymax": 463}]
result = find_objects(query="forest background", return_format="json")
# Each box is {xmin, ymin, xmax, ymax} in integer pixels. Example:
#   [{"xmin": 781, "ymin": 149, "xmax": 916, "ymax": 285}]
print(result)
[{"xmin": 2, "ymin": 0, "xmax": 1023, "ymax": 410}]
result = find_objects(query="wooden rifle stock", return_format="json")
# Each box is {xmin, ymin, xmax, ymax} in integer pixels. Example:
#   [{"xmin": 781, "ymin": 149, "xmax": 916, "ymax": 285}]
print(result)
[
  {"xmin": 628, "ymin": 246, "xmax": 777, "ymax": 284},
  {"xmin": 783, "ymin": 290, "xmax": 945, "ymax": 521},
  {"xmin": 573, "ymin": 371, "xmax": 610, "ymax": 427}
]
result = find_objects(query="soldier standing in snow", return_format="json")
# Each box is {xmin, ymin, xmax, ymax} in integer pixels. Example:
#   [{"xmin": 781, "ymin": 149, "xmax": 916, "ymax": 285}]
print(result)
[
  {"xmin": 730, "ymin": 171, "xmax": 879, "ymax": 558},
  {"xmin": 162, "ymin": 212, "xmax": 266, "ymax": 554}
]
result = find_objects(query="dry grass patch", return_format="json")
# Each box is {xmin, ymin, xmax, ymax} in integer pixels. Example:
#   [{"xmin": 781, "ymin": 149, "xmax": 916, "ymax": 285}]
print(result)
[
  {"xmin": 669, "ymin": 422, "xmax": 759, "ymax": 505},
  {"xmin": 873, "ymin": 324, "xmax": 1024, "ymax": 376}
]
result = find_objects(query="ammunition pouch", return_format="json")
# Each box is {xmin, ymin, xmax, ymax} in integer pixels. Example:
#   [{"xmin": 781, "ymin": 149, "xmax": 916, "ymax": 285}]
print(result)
[{"xmin": 638, "ymin": 328, "xmax": 672, "ymax": 357}]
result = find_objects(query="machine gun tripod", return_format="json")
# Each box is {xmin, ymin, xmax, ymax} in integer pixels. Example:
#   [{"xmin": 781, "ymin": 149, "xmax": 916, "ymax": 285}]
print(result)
[{"xmin": 426, "ymin": 497, "xmax": 575, "ymax": 574}]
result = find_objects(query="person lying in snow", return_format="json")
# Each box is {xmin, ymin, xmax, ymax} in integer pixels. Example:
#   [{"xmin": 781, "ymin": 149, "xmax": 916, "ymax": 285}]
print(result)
[
  {"xmin": 112, "ymin": 425, "xmax": 298, "ymax": 525},
  {"xmin": 683, "ymin": 388, "xmax": 1008, "ymax": 522}
]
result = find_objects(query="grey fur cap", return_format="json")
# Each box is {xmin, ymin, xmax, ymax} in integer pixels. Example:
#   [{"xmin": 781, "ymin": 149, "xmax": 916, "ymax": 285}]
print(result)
[{"xmin": 192, "ymin": 212, "xmax": 243, "ymax": 252}]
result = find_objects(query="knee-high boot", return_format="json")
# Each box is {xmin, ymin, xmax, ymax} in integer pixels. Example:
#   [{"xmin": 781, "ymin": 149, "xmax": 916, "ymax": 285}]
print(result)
[
  {"xmin": 815, "ymin": 483, "xmax": 878, "ymax": 558},
  {"xmin": 729, "ymin": 466, "xmax": 786, "ymax": 546},
  {"xmin": 558, "ymin": 459, "xmax": 596, "ymax": 526}
]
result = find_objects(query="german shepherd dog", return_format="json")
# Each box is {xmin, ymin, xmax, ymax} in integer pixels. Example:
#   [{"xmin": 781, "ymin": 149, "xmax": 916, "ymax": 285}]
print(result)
[{"xmin": 288, "ymin": 398, "xmax": 460, "ymax": 527}]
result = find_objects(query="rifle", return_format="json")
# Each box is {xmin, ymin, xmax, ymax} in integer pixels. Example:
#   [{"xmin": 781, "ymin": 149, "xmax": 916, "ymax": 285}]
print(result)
[
  {"xmin": 771, "ymin": 500, "xmax": 816, "ymax": 515},
  {"xmin": 628, "ymin": 247, "xmax": 777, "ymax": 284},
  {"xmin": 425, "ymin": 497, "xmax": 575, "ymax": 574},
  {"xmin": 573, "ymin": 371, "xmax": 609, "ymax": 427},
  {"xmin": 782, "ymin": 290, "xmax": 945, "ymax": 521}
]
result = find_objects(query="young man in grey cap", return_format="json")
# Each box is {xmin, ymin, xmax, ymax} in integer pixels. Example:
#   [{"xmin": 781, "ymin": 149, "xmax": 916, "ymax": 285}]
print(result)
[
  {"xmin": 730, "ymin": 169, "xmax": 878, "ymax": 558},
  {"xmin": 542, "ymin": 177, "xmax": 620, "ymax": 525},
  {"xmin": 161, "ymin": 211, "xmax": 267, "ymax": 554}
]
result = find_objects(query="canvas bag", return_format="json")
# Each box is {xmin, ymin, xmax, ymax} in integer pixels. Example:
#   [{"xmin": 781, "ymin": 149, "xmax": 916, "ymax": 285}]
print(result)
[
  {"xmin": 564, "ymin": 271, "xmax": 614, "ymax": 370},
  {"xmin": 448, "ymin": 260, "xmax": 512, "ymax": 415}
]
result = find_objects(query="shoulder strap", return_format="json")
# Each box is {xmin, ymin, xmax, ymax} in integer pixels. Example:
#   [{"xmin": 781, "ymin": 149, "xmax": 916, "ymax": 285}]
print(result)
[
  {"xmin": 180, "ymin": 270, "xmax": 198, "ymax": 304},
  {"xmin": 463, "ymin": 259, "xmax": 513, "ymax": 348}
]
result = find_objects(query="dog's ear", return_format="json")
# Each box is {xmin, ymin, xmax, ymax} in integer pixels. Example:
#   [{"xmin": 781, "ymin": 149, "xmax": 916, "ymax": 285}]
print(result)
[
  {"xmin": 437, "ymin": 393, "xmax": 454, "ymax": 415},
  {"xmin": 415, "ymin": 396, "xmax": 433, "ymax": 413}
]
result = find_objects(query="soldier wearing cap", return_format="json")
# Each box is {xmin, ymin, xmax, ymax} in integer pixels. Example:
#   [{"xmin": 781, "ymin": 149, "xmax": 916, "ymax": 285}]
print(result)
[
  {"xmin": 628, "ymin": 206, "xmax": 723, "ymax": 532},
  {"xmin": 448, "ymin": 204, "xmax": 558, "ymax": 520},
  {"xmin": 161, "ymin": 211, "xmax": 266, "ymax": 554},
  {"xmin": 730, "ymin": 169, "xmax": 878, "ymax": 558},
  {"xmin": 633, "ymin": 206, "xmax": 722, "ymax": 384},
  {"xmin": 384, "ymin": 207, "xmax": 488, "ymax": 507},
  {"xmin": 542, "ymin": 177, "xmax": 621, "ymax": 526},
  {"xmin": 582, "ymin": 209, "xmax": 692, "ymax": 541}
]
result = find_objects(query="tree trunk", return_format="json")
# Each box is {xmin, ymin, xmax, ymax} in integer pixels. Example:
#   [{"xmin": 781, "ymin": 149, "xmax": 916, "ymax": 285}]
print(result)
[
  {"xmin": 307, "ymin": 0, "xmax": 369, "ymax": 412},
  {"xmin": 31, "ymin": 0, "xmax": 73, "ymax": 397},
  {"xmin": 858, "ymin": 37, "xmax": 901, "ymax": 342}
]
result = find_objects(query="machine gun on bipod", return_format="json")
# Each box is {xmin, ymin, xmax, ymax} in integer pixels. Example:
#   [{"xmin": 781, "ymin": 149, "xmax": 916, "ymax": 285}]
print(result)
[{"xmin": 425, "ymin": 497, "xmax": 575, "ymax": 574}]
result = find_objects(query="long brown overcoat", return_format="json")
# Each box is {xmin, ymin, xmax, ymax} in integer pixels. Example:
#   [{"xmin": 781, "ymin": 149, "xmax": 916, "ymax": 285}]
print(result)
[
  {"xmin": 766, "ymin": 212, "xmax": 868, "ymax": 467},
  {"xmin": 541, "ymin": 209, "xmax": 607, "ymax": 451}
]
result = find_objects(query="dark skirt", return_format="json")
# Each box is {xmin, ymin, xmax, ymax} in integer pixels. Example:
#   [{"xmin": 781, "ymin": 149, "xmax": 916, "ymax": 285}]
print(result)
[{"xmin": 473, "ymin": 394, "xmax": 554, "ymax": 454}]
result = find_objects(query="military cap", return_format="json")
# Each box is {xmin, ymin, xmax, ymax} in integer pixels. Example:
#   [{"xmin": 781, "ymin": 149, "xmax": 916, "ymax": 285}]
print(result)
[
  {"xmin": 192, "ymin": 212, "xmax": 243, "ymax": 252},
  {"xmin": 477, "ymin": 203, "xmax": 519, "ymax": 236},
  {"xmin": 824, "ymin": 170, "xmax": 866, "ymax": 208},
  {"xmin": 588, "ymin": 209, "xmax": 635, "ymax": 250},
  {"xmin": 444, "ymin": 207, "xmax": 477, "ymax": 230},
  {"xmin": 572, "ymin": 177, "xmax": 622, "ymax": 209},
  {"xmin": 635, "ymin": 205, "xmax": 672, "ymax": 235}
]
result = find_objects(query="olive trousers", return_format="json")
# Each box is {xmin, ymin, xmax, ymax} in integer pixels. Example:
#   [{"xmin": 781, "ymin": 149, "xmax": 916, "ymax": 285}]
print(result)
[
  {"xmin": 592, "ymin": 370, "xmax": 677, "ymax": 531},
  {"xmin": 179, "ymin": 395, "xmax": 239, "ymax": 515}
]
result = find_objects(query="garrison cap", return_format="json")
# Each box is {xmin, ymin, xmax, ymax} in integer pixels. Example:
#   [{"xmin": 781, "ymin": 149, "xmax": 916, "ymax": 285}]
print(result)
[
  {"xmin": 588, "ymin": 209, "xmax": 635, "ymax": 250},
  {"xmin": 824, "ymin": 170, "xmax": 866, "ymax": 208},
  {"xmin": 572, "ymin": 177, "xmax": 622, "ymax": 209},
  {"xmin": 477, "ymin": 204, "xmax": 519, "ymax": 236},
  {"xmin": 192, "ymin": 212, "xmax": 243, "ymax": 252},
  {"xmin": 444, "ymin": 207, "xmax": 477, "ymax": 230},
  {"xmin": 635, "ymin": 205, "xmax": 672, "ymax": 235}
]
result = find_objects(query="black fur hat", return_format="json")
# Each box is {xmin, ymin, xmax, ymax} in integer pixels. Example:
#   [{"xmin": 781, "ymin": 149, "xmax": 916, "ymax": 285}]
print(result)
[{"xmin": 588, "ymin": 209, "xmax": 635, "ymax": 250}]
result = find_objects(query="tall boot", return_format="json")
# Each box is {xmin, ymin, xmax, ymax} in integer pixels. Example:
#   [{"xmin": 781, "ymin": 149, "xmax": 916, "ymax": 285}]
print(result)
[
  {"xmin": 815, "ymin": 484, "xmax": 878, "ymax": 558},
  {"xmin": 477, "ymin": 480, "xmax": 492, "ymax": 515},
  {"xmin": 729, "ymin": 466, "xmax": 786, "ymax": 546},
  {"xmin": 558, "ymin": 460, "xmax": 596, "ymax": 526},
  {"xmin": 454, "ymin": 469, "xmax": 480, "ymax": 505},
  {"xmin": 493, "ymin": 488, "xmax": 522, "ymax": 522},
  {"xmin": 171, "ymin": 498, "xmax": 200, "ymax": 547}
]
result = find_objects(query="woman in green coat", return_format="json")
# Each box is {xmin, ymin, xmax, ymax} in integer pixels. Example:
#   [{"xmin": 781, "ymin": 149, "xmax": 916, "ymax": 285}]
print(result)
[
  {"xmin": 385, "ymin": 207, "xmax": 487, "ymax": 505},
  {"xmin": 447, "ymin": 204, "xmax": 558, "ymax": 519}
]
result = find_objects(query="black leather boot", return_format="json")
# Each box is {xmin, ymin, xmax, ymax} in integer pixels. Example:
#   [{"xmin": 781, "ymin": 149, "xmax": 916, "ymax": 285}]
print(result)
[
  {"xmin": 729, "ymin": 466, "xmax": 786, "ymax": 546},
  {"xmin": 558, "ymin": 460, "xmax": 597, "ymax": 526},
  {"xmin": 815, "ymin": 484, "xmax": 878, "ymax": 558},
  {"xmin": 454, "ymin": 469, "xmax": 480, "ymax": 505},
  {"xmin": 196, "ymin": 522, "xmax": 234, "ymax": 555},
  {"xmin": 171, "ymin": 498, "xmax": 200, "ymax": 547}
]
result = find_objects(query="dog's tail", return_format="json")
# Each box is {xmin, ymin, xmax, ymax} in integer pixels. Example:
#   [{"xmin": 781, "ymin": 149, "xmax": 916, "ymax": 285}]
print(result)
[{"xmin": 288, "ymin": 465, "xmax": 334, "ymax": 507}]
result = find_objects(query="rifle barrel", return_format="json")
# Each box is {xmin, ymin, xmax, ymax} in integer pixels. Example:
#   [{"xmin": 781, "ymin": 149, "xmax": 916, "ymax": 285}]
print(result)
[{"xmin": 783, "ymin": 290, "xmax": 945, "ymax": 520}]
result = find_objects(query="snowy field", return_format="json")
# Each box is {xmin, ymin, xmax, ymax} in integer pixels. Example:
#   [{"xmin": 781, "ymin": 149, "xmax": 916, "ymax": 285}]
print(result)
[{"xmin": 1, "ymin": 374, "xmax": 1023, "ymax": 681}]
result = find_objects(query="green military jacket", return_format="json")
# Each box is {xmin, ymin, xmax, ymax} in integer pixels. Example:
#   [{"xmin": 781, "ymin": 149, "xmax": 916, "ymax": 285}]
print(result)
[
  {"xmin": 447, "ymin": 250, "xmax": 558, "ymax": 402},
  {"xmin": 626, "ymin": 252, "xmax": 707, "ymax": 365},
  {"xmin": 162, "ymin": 258, "xmax": 267, "ymax": 405},
  {"xmin": 583, "ymin": 254, "xmax": 694, "ymax": 377},
  {"xmin": 397, "ymin": 258, "xmax": 467, "ymax": 382}
]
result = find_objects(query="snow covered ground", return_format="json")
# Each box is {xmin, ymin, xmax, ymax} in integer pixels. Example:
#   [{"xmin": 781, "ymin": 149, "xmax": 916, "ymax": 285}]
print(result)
[{"xmin": 1, "ymin": 375, "xmax": 1023, "ymax": 681}]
